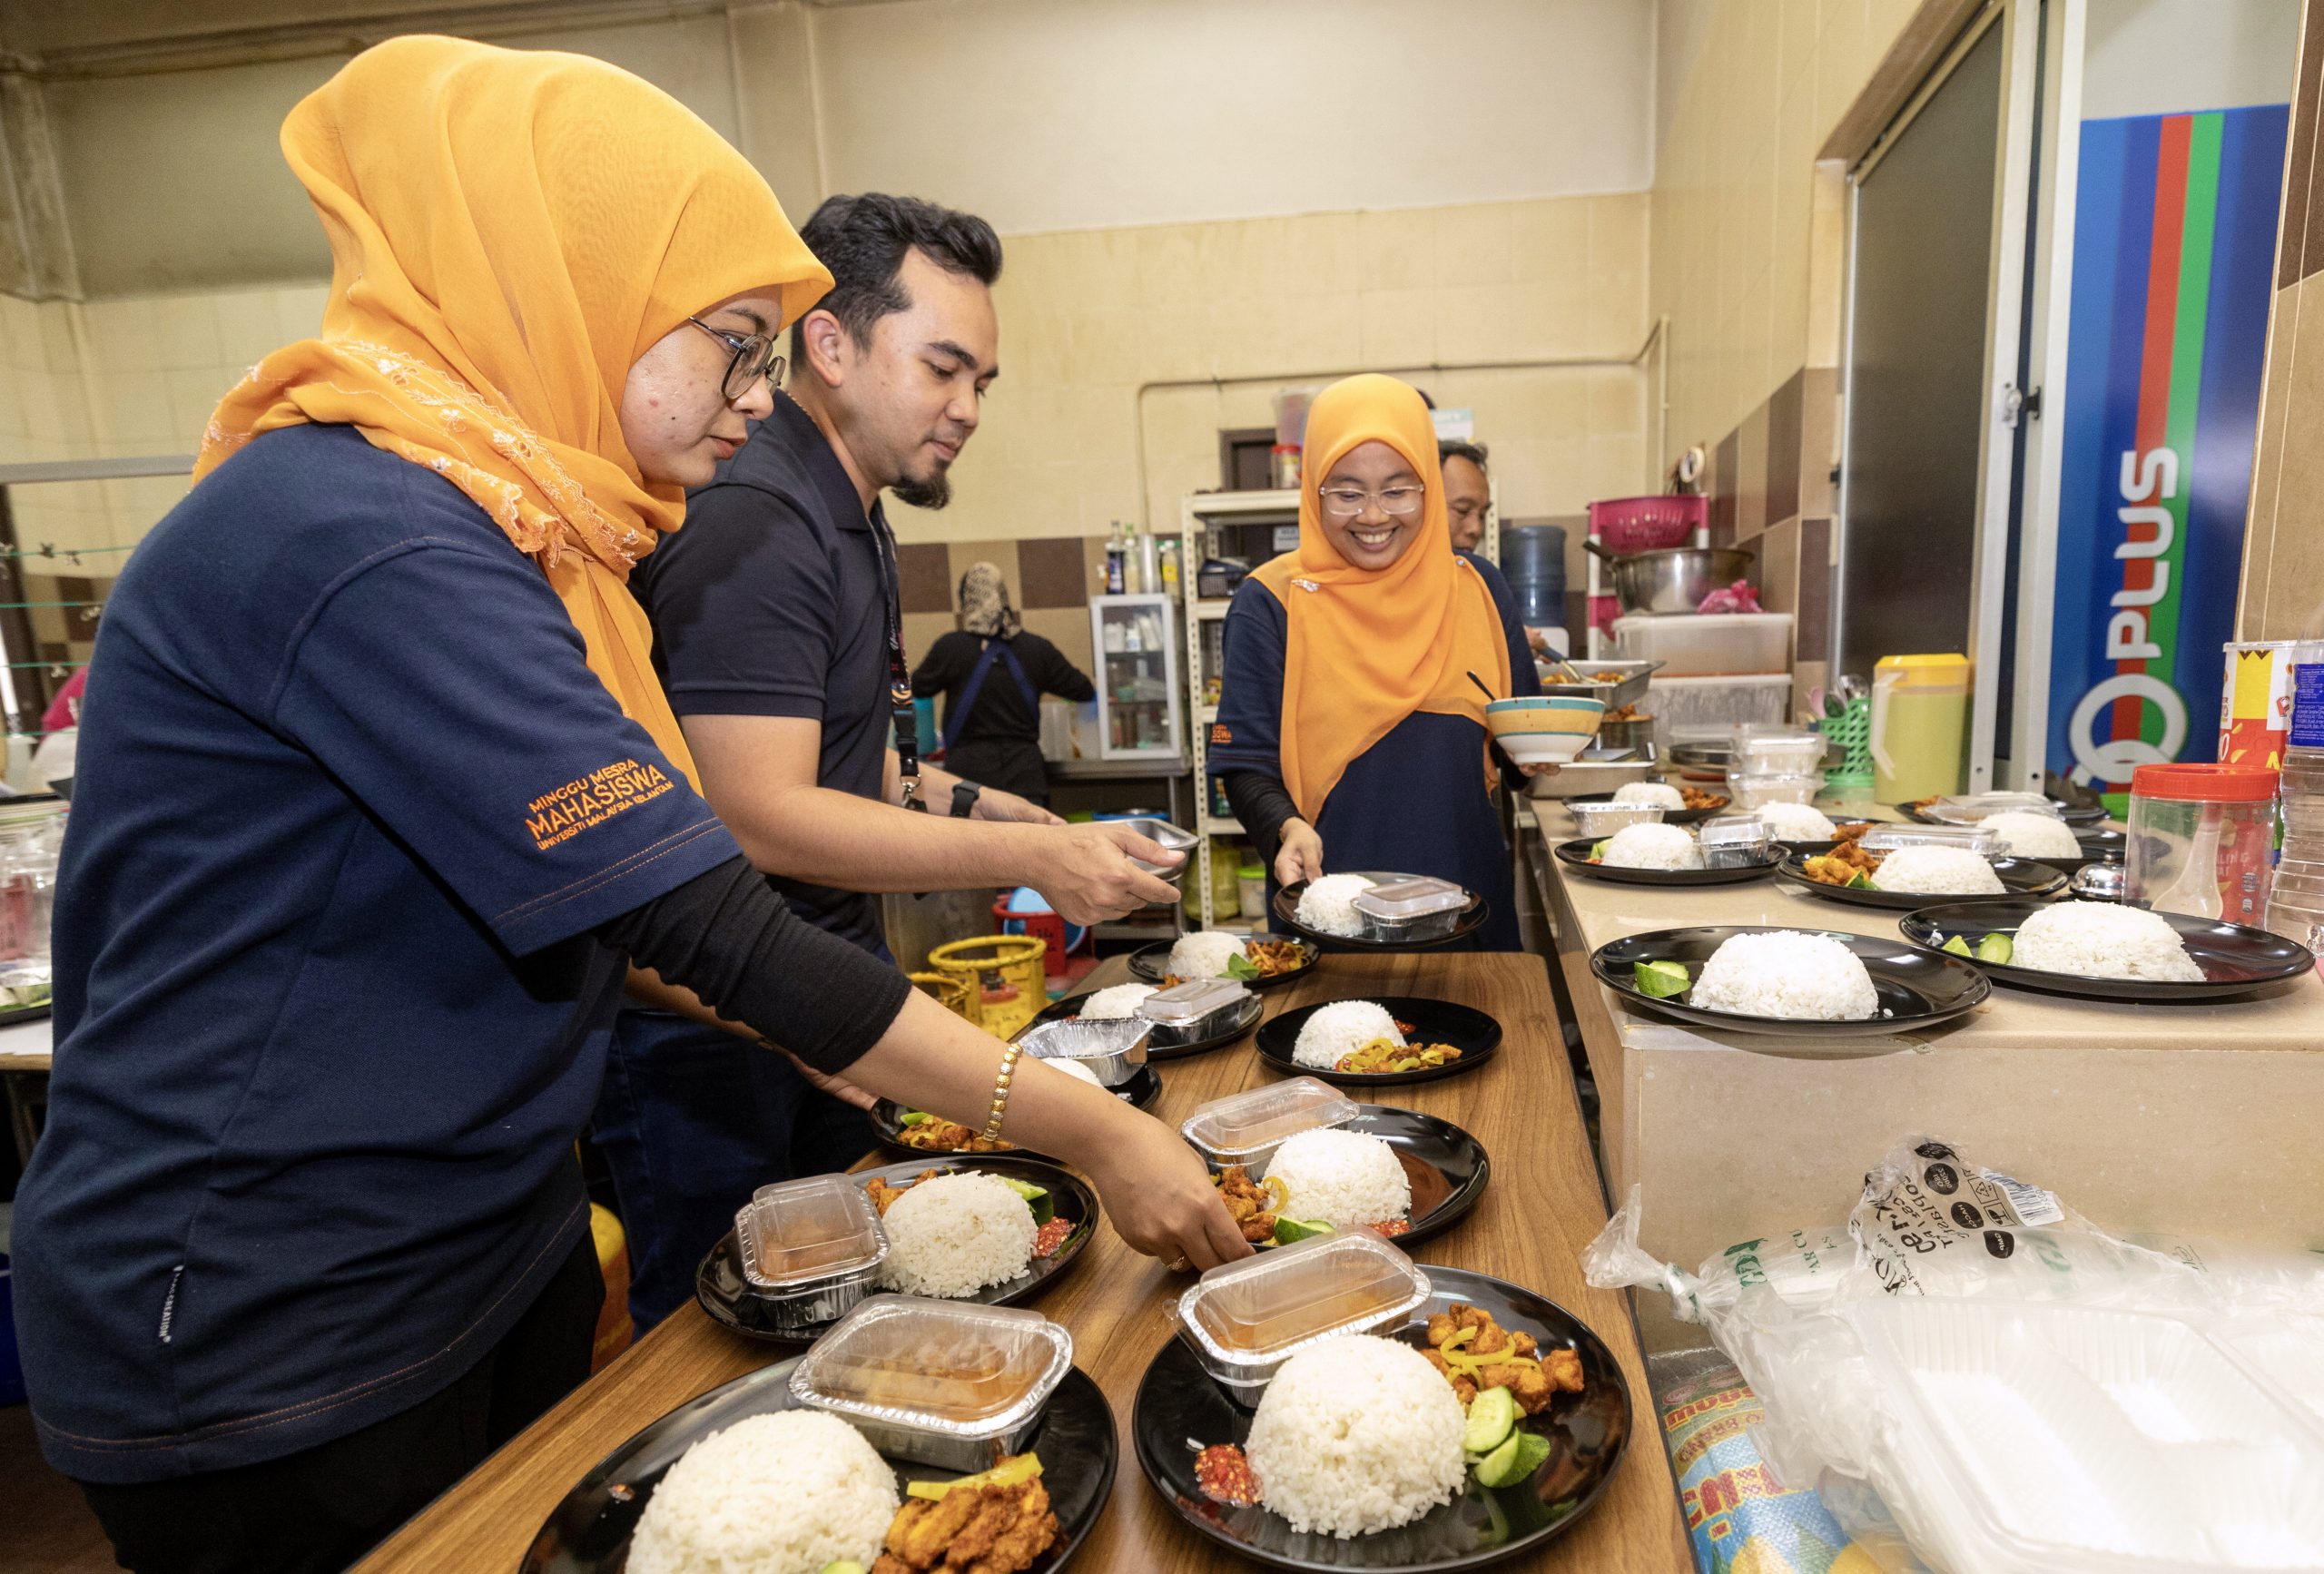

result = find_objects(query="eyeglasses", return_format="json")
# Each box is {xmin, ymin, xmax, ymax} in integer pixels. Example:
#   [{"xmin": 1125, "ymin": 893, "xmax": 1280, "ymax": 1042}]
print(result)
[
  {"xmin": 1317, "ymin": 483, "xmax": 1426, "ymax": 519},
  {"xmin": 687, "ymin": 317, "xmax": 785, "ymax": 402}
]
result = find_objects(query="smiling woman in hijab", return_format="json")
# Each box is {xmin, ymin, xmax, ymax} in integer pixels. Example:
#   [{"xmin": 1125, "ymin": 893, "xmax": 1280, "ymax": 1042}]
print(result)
[
  {"xmin": 1208, "ymin": 374, "xmax": 1542, "ymax": 949},
  {"xmin": 12, "ymin": 37, "xmax": 1242, "ymax": 1574},
  {"xmin": 912, "ymin": 560, "xmax": 1096, "ymax": 805}
]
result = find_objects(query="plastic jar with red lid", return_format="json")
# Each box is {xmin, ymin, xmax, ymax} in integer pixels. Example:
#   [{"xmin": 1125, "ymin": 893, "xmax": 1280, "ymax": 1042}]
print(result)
[{"xmin": 2125, "ymin": 762, "xmax": 2279, "ymax": 923}]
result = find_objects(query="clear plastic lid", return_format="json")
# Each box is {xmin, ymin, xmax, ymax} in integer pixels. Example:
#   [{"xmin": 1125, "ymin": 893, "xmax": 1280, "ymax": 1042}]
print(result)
[
  {"xmin": 1177, "ymin": 1231, "xmax": 1430, "ymax": 1377},
  {"xmin": 789, "ymin": 1294, "xmax": 1072, "ymax": 1440},
  {"xmin": 1352, "ymin": 876, "xmax": 1468, "ymax": 919},
  {"xmin": 1927, "ymin": 791, "xmax": 2060, "ymax": 825},
  {"xmin": 734, "ymin": 1175, "xmax": 889, "ymax": 1291},
  {"xmin": 1180, "ymin": 1077, "xmax": 1360, "ymax": 1166},
  {"xmin": 1698, "ymin": 812, "xmax": 1772, "ymax": 850},
  {"xmin": 1017, "ymin": 1016, "xmax": 1152, "ymax": 1064},
  {"xmin": 1728, "ymin": 727, "xmax": 1827, "ymax": 774},
  {"xmin": 1861, "ymin": 824, "xmax": 2004, "ymax": 858},
  {"xmin": 1724, "ymin": 772, "xmax": 1824, "ymax": 808},
  {"xmin": 1138, "ymin": 977, "xmax": 1252, "ymax": 1027}
]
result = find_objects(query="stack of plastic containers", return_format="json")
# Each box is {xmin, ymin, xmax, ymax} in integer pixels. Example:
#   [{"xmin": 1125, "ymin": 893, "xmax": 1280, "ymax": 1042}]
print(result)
[{"xmin": 1724, "ymin": 724, "xmax": 1827, "ymax": 810}]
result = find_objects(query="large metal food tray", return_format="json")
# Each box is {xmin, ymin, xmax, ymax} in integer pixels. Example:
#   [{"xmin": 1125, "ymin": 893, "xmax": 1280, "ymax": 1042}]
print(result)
[
  {"xmin": 1536, "ymin": 658, "xmax": 1662, "ymax": 711},
  {"xmin": 1669, "ymin": 736, "xmax": 1846, "ymax": 772},
  {"xmin": 1525, "ymin": 754, "xmax": 1657, "ymax": 799}
]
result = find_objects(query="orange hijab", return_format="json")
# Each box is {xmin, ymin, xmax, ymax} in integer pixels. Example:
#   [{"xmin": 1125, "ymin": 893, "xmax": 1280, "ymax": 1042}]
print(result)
[
  {"xmin": 196, "ymin": 35, "xmax": 830, "ymax": 786},
  {"xmin": 1250, "ymin": 375, "xmax": 1512, "ymax": 822}
]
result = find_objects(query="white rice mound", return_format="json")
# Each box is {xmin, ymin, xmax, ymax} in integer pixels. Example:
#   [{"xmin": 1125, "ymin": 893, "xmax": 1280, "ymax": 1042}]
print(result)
[
  {"xmin": 1979, "ymin": 809, "xmax": 2083, "ymax": 859},
  {"xmin": 1245, "ymin": 1334, "xmax": 1468, "ymax": 1538},
  {"xmin": 1167, "ymin": 930, "xmax": 1246, "ymax": 978},
  {"xmin": 1613, "ymin": 781, "xmax": 1685, "ymax": 809},
  {"xmin": 1078, "ymin": 982, "xmax": 1156, "ymax": 1019},
  {"xmin": 1291, "ymin": 999, "xmax": 1403, "ymax": 1069},
  {"xmin": 2012, "ymin": 902, "xmax": 2204, "ymax": 981},
  {"xmin": 1295, "ymin": 873, "xmax": 1378, "ymax": 937},
  {"xmin": 1869, "ymin": 844, "xmax": 2005, "ymax": 895},
  {"xmin": 1754, "ymin": 801, "xmax": 1837, "ymax": 841},
  {"xmin": 1689, "ymin": 930, "xmax": 1880, "ymax": 1020},
  {"xmin": 1600, "ymin": 821, "xmax": 1703, "ymax": 871},
  {"xmin": 1043, "ymin": 1056, "xmax": 1105, "ymax": 1087},
  {"xmin": 1265, "ymin": 1128, "xmax": 1412, "ymax": 1229},
  {"xmin": 625, "ymin": 1409, "xmax": 897, "ymax": 1574},
  {"xmin": 877, "ymin": 1172, "xmax": 1036, "ymax": 1298}
]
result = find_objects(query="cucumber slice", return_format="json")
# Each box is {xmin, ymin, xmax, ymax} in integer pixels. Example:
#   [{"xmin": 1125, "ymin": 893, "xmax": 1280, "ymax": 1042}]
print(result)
[
  {"xmin": 1590, "ymin": 839, "xmax": 1610, "ymax": 861},
  {"xmin": 1461, "ymin": 1385, "xmax": 1518, "ymax": 1454},
  {"xmin": 1632, "ymin": 959, "xmax": 1690, "ymax": 999},
  {"xmin": 1976, "ymin": 932, "xmax": 2014, "ymax": 965},
  {"xmin": 1271, "ymin": 1216, "xmax": 1334, "ymax": 1245},
  {"xmin": 819, "ymin": 1563, "xmax": 867, "ymax": 1574},
  {"xmin": 1941, "ymin": 935, "xmax": 1973, "ymax": 958},
  {"xmin": 899, "ymin": 1110, "xmax": 932, "ymax": 1126},
  {"xmin": 1000, "ymin": 1176, "xmax": 1053, "ymax": 1226},
  {"xmin": 1474, "ymin": 1429, "xmax": 1552, "ymax": 1489}
]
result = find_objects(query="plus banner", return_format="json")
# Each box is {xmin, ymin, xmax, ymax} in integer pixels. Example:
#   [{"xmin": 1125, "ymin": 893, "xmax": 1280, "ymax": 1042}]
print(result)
[{"xmin": 2050, "ymin": 105, "xmax": 2287, "ymax": 794}]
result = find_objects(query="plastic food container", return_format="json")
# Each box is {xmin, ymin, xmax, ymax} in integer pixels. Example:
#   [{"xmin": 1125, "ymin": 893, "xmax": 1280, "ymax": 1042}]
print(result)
[
  {"xmin": 1650, "ymin": 673, "xmax": 1795, "ymax": 754},
  {"xmin": 1611, "ymin": 611, "xmax": 1793, "ymax": 676},
  {"xmin": 1697, "ymin": 813, "xmax": 1774, "ymax": 869},
  {"xmin": 1723, "ymin": 771, "xmax": 1822, "ymax": 810},
  {"xmin": 1180, "ymin": 1077, "xmax": 1360, "ymax": 1173},
  {"xmin": 789, "ymin": 1294, "xmax": 1073, "ymax": 1471},
  {"xmin": 1569, "ymin": 800, "xmax": 1667, "ymax": 838},
  {"xmin": 1137, "ymin": 978, "xmax": 1252, "ymax": 1044},
  {"xmin": 2126, "ymin": 762, "xmax": 2280, "ymax": 925},
  {"xmin": 1351, "ymin": 876, "xmax": 1469, "ymax": 941},
  {"xmin": 733, "ymin": 1176, "xmax": 890, "ymax": 1332},
  {"xmin": 1175, "ymin": 1231, "xmax": 1431, "ymax": 1404},
  {"xmin": 1861, "ymin": 825, "xmax": 2004, "ymax": 859},
  {"xmin": 1017, "ymin": 1016, "xmax": 1150, "ymax": 1087},
  {"xmin": 1730, "ymin": 726, "xmax": 1828, "ymax": 776},
  {"xmin": 1925, "ymin": 791, "xmax": 2060, "ymax": 826}
]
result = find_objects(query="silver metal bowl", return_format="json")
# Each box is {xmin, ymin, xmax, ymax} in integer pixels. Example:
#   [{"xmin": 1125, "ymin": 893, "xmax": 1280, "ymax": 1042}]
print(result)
[{"xmin": 1600, "ymin": 546, "xmax": 1756, "ymax": 614}]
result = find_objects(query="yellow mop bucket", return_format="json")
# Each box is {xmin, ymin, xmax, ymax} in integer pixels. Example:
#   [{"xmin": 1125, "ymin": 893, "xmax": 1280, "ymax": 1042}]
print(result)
[{"xmin": 926, "ymin": 935, "xmax": 1047, "ymax": 1038}]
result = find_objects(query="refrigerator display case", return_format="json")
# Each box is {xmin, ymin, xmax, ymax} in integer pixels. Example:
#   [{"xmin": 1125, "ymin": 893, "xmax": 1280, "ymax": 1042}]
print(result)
[{"xmin": 1090, "ymin": 594, "xmax": 1181, "ymax": 760}]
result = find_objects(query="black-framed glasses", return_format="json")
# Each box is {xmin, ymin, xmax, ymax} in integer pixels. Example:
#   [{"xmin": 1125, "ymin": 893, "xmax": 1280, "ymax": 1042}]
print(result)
[{"xmin": 687, "ymin": 316, "xmax": 785, "ymax": 401}]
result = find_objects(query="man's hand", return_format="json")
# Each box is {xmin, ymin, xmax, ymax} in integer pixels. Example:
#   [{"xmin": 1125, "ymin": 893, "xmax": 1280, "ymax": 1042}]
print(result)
[
  {"xmin": 1028, "ymin": 821, "xmax": 1184, "ymax": 925},
  {"xmin": 1274, "ymin": 817, "xmax": 1324, "ymax": 887},
  {"xmin": 972, "ymin": 785, "xmax": 1064, "ymax": 825}
]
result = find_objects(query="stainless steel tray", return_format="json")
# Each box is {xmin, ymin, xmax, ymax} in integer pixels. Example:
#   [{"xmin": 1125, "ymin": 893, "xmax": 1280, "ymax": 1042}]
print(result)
[{"xmin": 1536, "ymin": 657, "xmax": 1662, "ymax": 712}]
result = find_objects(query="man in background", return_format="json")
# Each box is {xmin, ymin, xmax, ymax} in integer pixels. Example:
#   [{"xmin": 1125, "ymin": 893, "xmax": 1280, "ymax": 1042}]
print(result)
[
  {"xmin": 1441, "ymin": 438, "xmax": 1492, "ymax": 553},
  {"xmin": 596, "ymin": 193, "xmax": 1180, "ymax": 1329}
]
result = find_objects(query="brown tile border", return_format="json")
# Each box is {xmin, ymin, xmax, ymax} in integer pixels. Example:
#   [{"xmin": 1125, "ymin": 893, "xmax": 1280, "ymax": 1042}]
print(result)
[
  {"xmin": 1766, "ymin": 369, "xmax": 1803, "ymax": 527},
  {"xmin": 1797, "ymin": 516, "xmax": 1833, "ymax": 666},
  {"xmin": 2287, "ymin": 0, "xmax": 2324, "ymax": 287},
  {"xmin": 1709, "ymin": 428, "xmax": 1738, "ymax": 546},
  {"xmin": 1018, "ymin": 535, "xmax": 1093, "ymax": 608},
  {"xmin": 895, "ymin": 541, "xmax": 953, "ymax": 615}
]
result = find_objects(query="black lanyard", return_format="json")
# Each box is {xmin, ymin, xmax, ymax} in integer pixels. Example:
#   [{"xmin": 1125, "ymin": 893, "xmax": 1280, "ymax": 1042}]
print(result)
[{"xmin": 865, "ymin": 507, "xmax": 928, "ymax": 812}]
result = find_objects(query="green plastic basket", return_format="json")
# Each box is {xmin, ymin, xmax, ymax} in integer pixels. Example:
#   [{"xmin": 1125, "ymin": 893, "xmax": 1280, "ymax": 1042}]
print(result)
[{"xmin": 1817, "ymin": 695, "xmax": 1873, "ymax": 789}]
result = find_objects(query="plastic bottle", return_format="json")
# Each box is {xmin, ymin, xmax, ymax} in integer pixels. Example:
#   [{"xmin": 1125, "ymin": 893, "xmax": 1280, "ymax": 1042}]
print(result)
[
  {"xmin": 1104, "ymin": 523, "xmax": 1126, "ymax": 595},
  {"xmin": 2265, "ymin": 636, "xmax": 2324, "ymax": 958}
]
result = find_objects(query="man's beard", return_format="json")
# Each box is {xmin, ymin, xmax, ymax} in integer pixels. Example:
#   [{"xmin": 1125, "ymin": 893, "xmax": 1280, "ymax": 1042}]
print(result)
[{"xmin": 891, "ymin": 467, "xmax": 952, "ymax": 509}]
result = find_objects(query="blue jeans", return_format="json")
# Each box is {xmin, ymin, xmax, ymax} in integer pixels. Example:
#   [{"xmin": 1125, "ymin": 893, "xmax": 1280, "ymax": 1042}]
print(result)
[{"xmin": 590, "ymin": 1008, "xmax": 874, "ymax": 1333}]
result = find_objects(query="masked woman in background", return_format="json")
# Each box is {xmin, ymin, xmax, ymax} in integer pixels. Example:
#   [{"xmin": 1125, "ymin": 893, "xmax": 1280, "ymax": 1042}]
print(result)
[
  {"xmin": 1208, "ymin": 374, "xmax": 1542, "ymax": 950},
  {"xmin": 11, "ymin": 38, "xmax": 1242, "ymax": 1574}
]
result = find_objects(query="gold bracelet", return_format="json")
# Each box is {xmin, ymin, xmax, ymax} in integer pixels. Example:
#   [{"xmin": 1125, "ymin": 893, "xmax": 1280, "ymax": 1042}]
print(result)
[{"xmin": 980, "ymin": 1042, "xmax": 1025, "ymax": 1144}]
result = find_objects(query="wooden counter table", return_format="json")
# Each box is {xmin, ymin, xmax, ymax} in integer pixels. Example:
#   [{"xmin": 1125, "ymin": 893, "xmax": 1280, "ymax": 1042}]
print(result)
[
  {"xmin": 1520, "ymin": 793, "xmax": 2324, "ymax": 1351},
  {"xmin": 356, "ymin": 950, "xmax": 1692, "ymax": 1573}
]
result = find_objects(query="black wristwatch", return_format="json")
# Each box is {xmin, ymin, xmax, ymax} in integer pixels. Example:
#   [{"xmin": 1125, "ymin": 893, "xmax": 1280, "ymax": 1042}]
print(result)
[{"xmin": 950, "ymin": 782, "xmax": 983, "ymax": 819}]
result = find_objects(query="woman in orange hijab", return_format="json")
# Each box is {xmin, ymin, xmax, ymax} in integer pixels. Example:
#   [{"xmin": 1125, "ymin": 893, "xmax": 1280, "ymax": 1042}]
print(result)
[
  {"xmin": 15, "ymin": 38, "xmax": 1242, "ymax": 1574},
  {"xmin": 1210, "ymin": 375, "xmax": 1543, "ymax": 949}
]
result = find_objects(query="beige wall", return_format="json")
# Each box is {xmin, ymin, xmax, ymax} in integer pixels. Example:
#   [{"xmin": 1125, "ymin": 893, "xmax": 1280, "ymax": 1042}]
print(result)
[{"xmin": 1649, "ymin": 0, "xmax": 1925, "ymax": 475}]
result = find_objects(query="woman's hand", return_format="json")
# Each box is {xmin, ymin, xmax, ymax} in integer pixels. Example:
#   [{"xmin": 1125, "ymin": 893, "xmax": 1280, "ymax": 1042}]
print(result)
[
  {"xmin": 1073, "ymin": 1108, "xmax": 1254, "ymax": 1272},
  {"xmin": 1518, "ymin": 761, "xmax": 1560, "ymax": 778},
  {"xmin": 1274, "ymin": 818, "xmax": 1324, "ymax": 887}
]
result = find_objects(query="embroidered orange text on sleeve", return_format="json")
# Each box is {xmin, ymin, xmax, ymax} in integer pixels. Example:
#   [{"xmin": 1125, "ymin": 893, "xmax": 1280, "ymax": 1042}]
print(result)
[{"xmin": 525, "ymin": 759, "xmax": 676, "ymax": 851}]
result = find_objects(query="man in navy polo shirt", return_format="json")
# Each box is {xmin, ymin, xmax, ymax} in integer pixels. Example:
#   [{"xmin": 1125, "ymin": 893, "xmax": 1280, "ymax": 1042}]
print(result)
[{"xmin": 596, "ymin": 194, "xmax": 1183, "ymax": 1327}]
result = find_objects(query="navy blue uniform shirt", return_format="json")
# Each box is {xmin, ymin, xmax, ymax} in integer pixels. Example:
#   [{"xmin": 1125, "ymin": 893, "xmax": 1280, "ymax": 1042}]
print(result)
[
  {"xmin": 12, "ymin": 424, "xmax": 741, "ymax": 1483},
  {"xmin": 1206, "ymin": 551, "xmax": 1541, "ymax": 950},
  {"xmin": 634, "ymin": 394, "xmax": 890, "ymax": 955}
]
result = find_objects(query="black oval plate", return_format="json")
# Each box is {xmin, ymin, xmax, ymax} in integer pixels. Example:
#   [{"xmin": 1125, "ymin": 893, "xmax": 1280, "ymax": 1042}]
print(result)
[
  {"xmin": 1273, "ymin": 875, "xmax": 1491, "ymax": 951},
  {"xmin": 1128, "ymin": 933, "xmax": 1321, "ymax": 990},
  {"xmin": 1898, "ymin": 900, "xmax": 2318, "ymax": 1001},
  {"xmin": 696, "ymin": 1156, "xmax": 1098, "ymax": 1343},
  {"xmin": 1226, "ymin": 1107, "xmax": 1490, "ymax": 1250},
  {"xmin": 870, "ymin": 1066, "xmax": 1162, "ymax": 1159},
  {"xmin": 1551, "ymin": 838, "xmax": 1782, "ymax": 887},
  {"xmin": 2014, "ymin": 828, "xmax": 2126, "ymax": 876},
  {"xmin": 1255, "ymin": 997, "xmax": 1502, "ymax": 1087},
  {"xmin": 1904, "ymin": 796, "xmax": 2109, "ymax": 828},
  {"xmin": 1776, "ymin": 846, "xmax": 2067, "ymax": 910},
  {"xmin": 1590, "ymin": 925, "xmax": 1990, "ymax": 1038},
  {"xmin": 1023, "ymin": 992, "xmax": 1264, "ymax": 1061},
  {"xmin": 1562, "ymin": 789, "xmax": 1730, "ymax": 826},
  {"xmin": 521, "ymin": 1356, "xmax": 1116, "ymax": 1574},
  {"xmin": 1132, "ymin": 1265, "xmax": 1631, "ymax": 1572}
]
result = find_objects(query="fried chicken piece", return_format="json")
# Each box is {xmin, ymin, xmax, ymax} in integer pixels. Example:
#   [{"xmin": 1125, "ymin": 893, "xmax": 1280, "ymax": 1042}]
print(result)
[
  {"xmin": 874, "ymin": 1478, "xmax": 1057, "ymax": 1574},
  {"xmin": 1543, "ymin": 1346, "xmax": 1586, "ymax": 1393},
  {"xmin": 1213, "ymin": 1166, "xmax": 1278, "ymax": 1242},
  {"xmin": 865, "ymin": 1176, "xmax": 913, "ymax": 1217}
]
